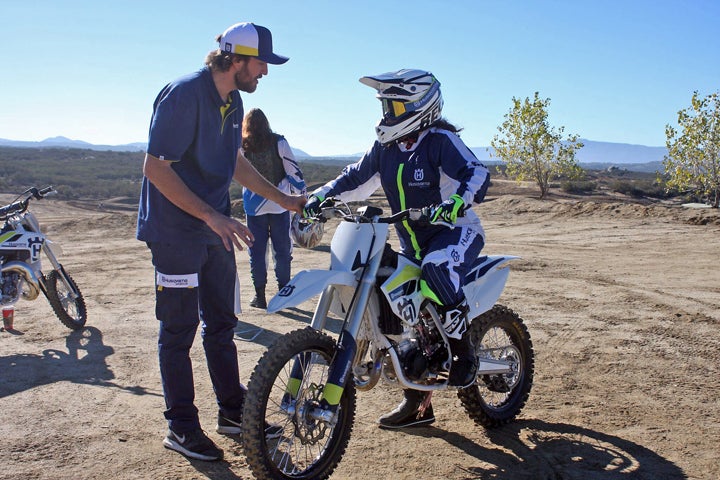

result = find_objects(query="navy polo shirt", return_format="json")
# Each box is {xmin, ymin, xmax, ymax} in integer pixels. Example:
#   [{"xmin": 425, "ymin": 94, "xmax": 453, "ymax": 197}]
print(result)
[{"xmin": 136, "ymin": 67, "xmax": 243, "ymax": 244}]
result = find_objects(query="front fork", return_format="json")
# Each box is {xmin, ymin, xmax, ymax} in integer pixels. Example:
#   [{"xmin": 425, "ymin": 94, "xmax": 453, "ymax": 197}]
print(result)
[
  {"xmin": 39, "ymin": 245, "xmax": 76, "ymax": 299},
  {"xmin": 285, "ymin": 332, "xmax": 357, "ymax": 423},
  {"xmin": 286, "ymin": 252, "xmax": 382, "ymax": 423}
]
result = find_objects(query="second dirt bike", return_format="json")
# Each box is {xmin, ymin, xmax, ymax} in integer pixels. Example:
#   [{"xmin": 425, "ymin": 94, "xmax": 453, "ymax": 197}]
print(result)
[
  {"xmin": 0, "ymin": 186, "xmax": 87, "ymax": 330},
  {"xmin": 242, "ymin": 200, "xmax": 534, "ymax": 480}
]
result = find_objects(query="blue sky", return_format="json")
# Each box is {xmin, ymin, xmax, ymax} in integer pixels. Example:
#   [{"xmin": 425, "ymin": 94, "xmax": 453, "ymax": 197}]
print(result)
[{"xmin": 1, "ymin": 0, "xmax": 718, "ymax": 156}]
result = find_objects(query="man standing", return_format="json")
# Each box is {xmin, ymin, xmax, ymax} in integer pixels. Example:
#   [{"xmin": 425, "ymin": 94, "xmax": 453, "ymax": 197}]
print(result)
[{"xmin": 136, "ymin": 22, "xmax": 304, "ymax": 461}]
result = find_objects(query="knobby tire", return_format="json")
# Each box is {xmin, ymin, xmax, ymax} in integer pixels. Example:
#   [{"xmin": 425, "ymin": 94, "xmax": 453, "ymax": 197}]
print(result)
[
  {"xmin": 457, "ymin": 304, "xmax": 534, "ymax": 427},
  {"xmin": 45, "ymin": 269, "xmax": 87, "ymax": 330},
  {"xmin": 243, "ymin": 327, "xmax": 356, "ymax": 480}
]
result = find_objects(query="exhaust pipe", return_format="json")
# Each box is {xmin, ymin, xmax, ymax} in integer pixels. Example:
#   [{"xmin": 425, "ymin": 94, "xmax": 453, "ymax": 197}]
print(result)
[{"xmin": 2, "ymin": 261, "xmax": 41, "ymax": 301}]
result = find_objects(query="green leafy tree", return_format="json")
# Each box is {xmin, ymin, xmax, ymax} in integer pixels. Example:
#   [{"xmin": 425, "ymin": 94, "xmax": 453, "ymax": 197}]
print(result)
[
  {"xmin": 491, "ymin": 92, "xmax": 584, "ymax": 198},
  {"xmin": 664, "ymin": 91, "xmax": 720, "ymax": 208}
]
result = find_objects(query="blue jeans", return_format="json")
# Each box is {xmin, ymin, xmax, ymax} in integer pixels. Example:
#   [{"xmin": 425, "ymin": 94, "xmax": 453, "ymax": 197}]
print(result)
[
  {"xmin": 148, "ymin": 242, "xmax": 245, "ymax": 433},
  {"xmin": 246, "ymin": 211, "xmax": 292, "ymax": 289}
]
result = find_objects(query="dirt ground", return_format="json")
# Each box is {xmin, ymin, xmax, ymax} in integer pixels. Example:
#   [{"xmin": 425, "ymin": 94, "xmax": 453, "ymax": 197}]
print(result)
[{"xmin": 1, "ymin": 180, "xmax": 718, "ymax": 480}]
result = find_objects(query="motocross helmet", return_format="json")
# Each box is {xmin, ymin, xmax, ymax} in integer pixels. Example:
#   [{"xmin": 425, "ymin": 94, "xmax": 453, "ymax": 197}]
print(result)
[
  {"xmin": 359, "ymin": 69, "xmax": 443, "ymax": 145},
  {"xmin": 290, "ymin": 213, "xmax": 324, "ymax": 249}
]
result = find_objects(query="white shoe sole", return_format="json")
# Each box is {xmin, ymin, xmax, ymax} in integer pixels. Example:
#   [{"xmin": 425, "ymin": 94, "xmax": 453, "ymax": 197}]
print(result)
[{"xmin": 162, "ymin": 437, "xmax": 222, "ymax": 461}]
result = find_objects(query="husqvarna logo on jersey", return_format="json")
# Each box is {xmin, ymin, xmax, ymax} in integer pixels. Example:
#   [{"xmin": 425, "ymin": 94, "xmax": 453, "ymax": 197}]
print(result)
[{"xmin": 413, "ymin": 169, "xmax": 424, "ymax": 182}]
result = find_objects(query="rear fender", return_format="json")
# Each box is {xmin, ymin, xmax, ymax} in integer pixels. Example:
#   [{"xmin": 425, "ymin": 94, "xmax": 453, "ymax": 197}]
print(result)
[{"xmin": 463, "ymin": 255, "xmax": 519, "ymax": 319}]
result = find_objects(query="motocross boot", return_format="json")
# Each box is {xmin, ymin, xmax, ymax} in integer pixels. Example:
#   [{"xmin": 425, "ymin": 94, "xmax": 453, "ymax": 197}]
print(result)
[
  {"xmin": 249, "ymin": 286, "xmax": 267, "ymax": 309},
  {"xmin": 442, "ymin": 301, "xmax": 478, "ymax": 388},
  {"xmin": 378, "ymin": 389, "xmax": 435, "ymax": 429},
  {"xmin": 447, "ymin": 334, "xmax": 478, "ymax": 387}
]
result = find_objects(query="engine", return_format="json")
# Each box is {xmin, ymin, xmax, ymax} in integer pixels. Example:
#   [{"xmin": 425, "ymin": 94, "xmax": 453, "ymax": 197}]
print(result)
[
  {"xmin": 1, "ymin": 271, "xmax": 21, "ymax": 304},
  {"xmin": 396, "ymin": 338, "xmax": 427, "ymax": 380},
  {"xmin": 394, "ymin": 318, "xmax": 449, "ymax": 381}
]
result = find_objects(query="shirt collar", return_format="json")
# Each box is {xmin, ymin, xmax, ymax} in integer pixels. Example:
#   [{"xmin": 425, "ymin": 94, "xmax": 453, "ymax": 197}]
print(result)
[{"xmin": 397, "ymin": 129, "xmax": 429, "ymax": 152}]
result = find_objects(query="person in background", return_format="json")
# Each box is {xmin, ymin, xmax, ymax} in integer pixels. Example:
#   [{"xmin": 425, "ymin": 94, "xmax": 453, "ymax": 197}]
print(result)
[
  {"xmin": 136, "ymin": 22, "xmax": 304, "ymax": 462},
  {"xmin": 241, "ymin": 108, "xmax": 306, "ymax": 309},
  {"xmin": 303, "ymin": 69, "xmax": 490, "ymax": 429}
]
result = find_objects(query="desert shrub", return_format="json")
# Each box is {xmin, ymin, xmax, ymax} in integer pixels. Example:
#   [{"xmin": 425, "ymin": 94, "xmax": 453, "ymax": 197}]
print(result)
[
  {"xmin": 0, "ymin": 147, "xmax": 144, "ymax": 199},
  {"xmin": 609, "ymin": 180, "xmax": 670, "ymax": 199},
  {"xmin": 561, "ymin": 180, "xmax": 597, "ymax": 194}
]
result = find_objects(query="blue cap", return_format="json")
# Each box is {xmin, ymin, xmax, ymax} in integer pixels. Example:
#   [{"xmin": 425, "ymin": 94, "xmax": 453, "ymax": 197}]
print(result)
[{"xmin": 219, "ymin": 22, "xmax": 289, "ymax": 65}]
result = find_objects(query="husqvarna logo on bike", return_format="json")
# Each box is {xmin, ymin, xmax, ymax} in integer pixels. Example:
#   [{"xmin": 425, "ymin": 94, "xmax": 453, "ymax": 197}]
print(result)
[
  {"xmin": 413, "ymin": 169, "xmax": 424, "ymax": 182},
  {"xmin": 278, "ymin": 284, "xmax": 295, "ymax": 297},
  {"xmin": 397, "ymin": 298, "xmax": 416, "ymax": 324},
  {"xmin": 28, "ymin": 237, "xmax": 44, "ymax": 262}
]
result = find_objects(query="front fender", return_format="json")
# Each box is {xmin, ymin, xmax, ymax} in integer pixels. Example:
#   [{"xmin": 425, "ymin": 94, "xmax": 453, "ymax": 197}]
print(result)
[{"xmin": 267, "ymin": 269, "xmax": 357, "ymax": 313}]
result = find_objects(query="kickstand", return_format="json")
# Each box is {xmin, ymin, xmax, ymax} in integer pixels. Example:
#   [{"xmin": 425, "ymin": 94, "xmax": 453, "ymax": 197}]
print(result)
[{"xmin": 234, "ymin": 325, "xmax": 263, "ymax": 342}]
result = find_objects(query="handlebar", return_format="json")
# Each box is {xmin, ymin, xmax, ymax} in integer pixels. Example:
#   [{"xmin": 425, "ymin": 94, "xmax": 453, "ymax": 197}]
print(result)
[
  {"xmin": 0, "ymin": 185, "xmax": 55, "ymax": 219},
  {"xmin": 311, "ymin": 197, "xmax": 455, "ymax": 229}
]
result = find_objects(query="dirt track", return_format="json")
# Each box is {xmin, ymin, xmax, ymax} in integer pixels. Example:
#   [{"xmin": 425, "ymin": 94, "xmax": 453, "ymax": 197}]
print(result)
[{"xmin": 0, "ymin": 183, "xmax": 718, "ymax": 479}]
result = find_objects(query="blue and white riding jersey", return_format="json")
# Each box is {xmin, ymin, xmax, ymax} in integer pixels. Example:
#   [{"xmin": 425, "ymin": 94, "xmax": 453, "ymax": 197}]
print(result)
[
  {"xmin": 242, "ymin": 137, "xmax": 307, "ymax": 216},
  {"xmin": 313, "ymin": 127, "xmax": 490, "ymax": 260}
]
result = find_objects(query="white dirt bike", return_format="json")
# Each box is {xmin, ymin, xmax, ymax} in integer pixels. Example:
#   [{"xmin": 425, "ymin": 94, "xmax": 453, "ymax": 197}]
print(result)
[
  {"xmin": 0, "ymin": 186, "xmax": 87, "ymax": 330},
  {"xmin": 242, "ymin": 199, "xmax": 534, "ymax": 480}
]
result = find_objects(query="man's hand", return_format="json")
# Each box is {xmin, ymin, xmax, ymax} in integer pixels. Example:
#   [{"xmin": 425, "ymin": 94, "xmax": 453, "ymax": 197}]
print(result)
[
  {"xmin": 204, "ymin": 211, "xmax": 255, "ymax": 251},
  {"xmin": 144, "ymin": 154, "xmax": 252, "ymax": 250},
  {"xmin": 279, "ymin": 194, "xmax": 307, "ymax": 215},
  {"xmin": 430, "ymin": 194, "xmax": 465, "ymax": 224}
]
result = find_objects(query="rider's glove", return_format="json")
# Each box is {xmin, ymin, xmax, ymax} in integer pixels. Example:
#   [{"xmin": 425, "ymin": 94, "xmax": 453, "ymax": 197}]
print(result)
[
  {"xmin": 431, "ymin": 194, "xmax": 465, "ymax": 224},
  {"xmin": 303, "ymin": 194, "xmax": 324, "ymax": 218}
]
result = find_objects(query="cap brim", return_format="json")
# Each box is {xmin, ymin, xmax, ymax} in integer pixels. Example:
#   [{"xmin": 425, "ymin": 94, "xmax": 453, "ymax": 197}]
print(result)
[{"xmin": 258, "ymin": 53, "xmax": 289, "ymax": 65}]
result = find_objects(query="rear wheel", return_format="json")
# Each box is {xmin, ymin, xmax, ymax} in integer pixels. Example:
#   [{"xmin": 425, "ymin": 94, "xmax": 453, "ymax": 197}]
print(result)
[
  {"xmin": 458, "ymin": 304, "xmax": 534, "ymax": 427},
  {"xmin": 45, "ymin": 269, "xmax": 87, "ymax": 330},
  {"xmin": 243, "ymin": 327, "xmax": 356, "ymax": 480}
]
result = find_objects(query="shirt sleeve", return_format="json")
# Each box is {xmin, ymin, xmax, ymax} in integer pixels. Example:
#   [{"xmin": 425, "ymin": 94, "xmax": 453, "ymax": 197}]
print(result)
[
  {"xmin": 146, "ymin": 82, "xmax": 197, "ymax": 162},
  {"xmin": 278, "ymin": 138, "xmax": 306, "ymax": 195},
  {"xmin": 314, "ymin": 144, "xmax": 382, "ymax": 202},
  {"xmin": 434, "ymin": 129, "xmax": 490, "ymax": 206}
]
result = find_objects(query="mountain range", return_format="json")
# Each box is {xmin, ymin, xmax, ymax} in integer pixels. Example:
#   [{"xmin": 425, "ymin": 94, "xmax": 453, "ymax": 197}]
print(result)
[{"xmin": 0, "ymin": 136, "xmax": 667, "ymax": 170}]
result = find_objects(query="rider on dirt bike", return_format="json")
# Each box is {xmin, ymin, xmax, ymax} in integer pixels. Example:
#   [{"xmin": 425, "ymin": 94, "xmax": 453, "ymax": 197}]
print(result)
[{"xmin": 303, "ymin": 69, "xmax": 490, "ymax": 428}]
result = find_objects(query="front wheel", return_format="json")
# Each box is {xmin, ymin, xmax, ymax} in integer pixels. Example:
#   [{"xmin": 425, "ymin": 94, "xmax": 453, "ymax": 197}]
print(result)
[
  {"xmin": 243, "ymin": 327, "xmax": 357, "ymax": 480},
  {"xmin": 45, "ymin": 269, "xmax": 87, "ymax": 330},
  {"xmin": 458, "ymin": 304, "xmax": 534, "ymax": 427}
]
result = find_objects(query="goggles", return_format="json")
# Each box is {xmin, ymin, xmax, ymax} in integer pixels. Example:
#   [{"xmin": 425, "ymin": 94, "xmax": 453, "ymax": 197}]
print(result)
[{"xmin": 379, "ymin": 81, "xmax": 440, "ymax": 125}]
